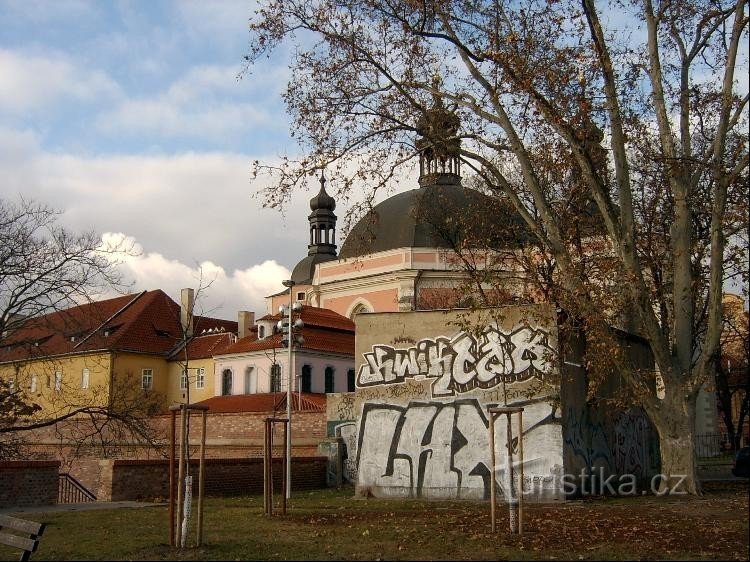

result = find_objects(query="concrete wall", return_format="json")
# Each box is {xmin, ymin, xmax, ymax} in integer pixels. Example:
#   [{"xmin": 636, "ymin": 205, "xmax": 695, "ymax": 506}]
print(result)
[
  {"xmin": 97, "ymin": 457, "xmax": 327, "ymax": 501},
  {"xmin": 347, "ymin": 306, "xmax": 564, "ymax": 501},
  {"xmin": 0, "ymin": 460, "xmax": 60, "ymax": 508},
  {"xmin": 560, "ymin": 329, "xmax": 660, "ymax": 494}
]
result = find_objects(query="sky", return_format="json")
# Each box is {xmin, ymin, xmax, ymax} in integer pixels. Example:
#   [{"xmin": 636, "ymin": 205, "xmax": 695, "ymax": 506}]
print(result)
[{"xmin": 0, "ymin": 0, "xmax": 350, "ymax": 320}]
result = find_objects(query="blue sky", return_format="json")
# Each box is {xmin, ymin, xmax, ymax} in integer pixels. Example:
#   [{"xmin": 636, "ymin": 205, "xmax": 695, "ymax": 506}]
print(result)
[{"xmin": 0, "ymin": 0, "xmax": 326, "ymax": 319}]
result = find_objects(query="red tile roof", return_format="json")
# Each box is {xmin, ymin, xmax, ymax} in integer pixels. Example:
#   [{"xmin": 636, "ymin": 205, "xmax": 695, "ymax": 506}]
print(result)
[
  {"xmin": 258, "ymin": 305, "xmax": 354, "ymax": 331},
  {"xmin": 0, "ymin": 290, "xmax": 237, "ymax": 363},
  {"xmin": 168, "ymin": 332, "xmax": 237, "ymax": 361},
  {"xmin": 220, "ymin": 327, "xmax": 353, "ymax": 356},
  {"xmin": 194, "ymin": 392, "xmax": 326, "ymax": 413}
]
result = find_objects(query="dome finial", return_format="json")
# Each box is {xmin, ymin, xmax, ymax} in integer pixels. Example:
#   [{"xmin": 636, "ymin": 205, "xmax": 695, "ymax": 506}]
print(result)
[{"xmin": 309, "ymin": 168, "xmax": 336, "ymax": 212}]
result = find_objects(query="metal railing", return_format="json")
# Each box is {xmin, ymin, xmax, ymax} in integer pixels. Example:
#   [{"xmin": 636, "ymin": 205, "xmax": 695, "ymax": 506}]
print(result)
[
  {"xmin": 58, "ymin": 473, "xmax": 97, "ymax": 504},
  {"xmin": 695, "ymin": 433, "xmax": 749, "ymax": 459}
]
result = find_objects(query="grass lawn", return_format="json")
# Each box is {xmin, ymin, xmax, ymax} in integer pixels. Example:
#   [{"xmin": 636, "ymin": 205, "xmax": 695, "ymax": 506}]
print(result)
[{"xmin": 2, "ymin": 481, "xmax": 748, "ymax": 561}]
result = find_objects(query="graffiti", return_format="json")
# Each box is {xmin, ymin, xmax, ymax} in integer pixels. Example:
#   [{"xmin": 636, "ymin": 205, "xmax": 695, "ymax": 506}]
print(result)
[
  {"xmin": 391, "ymin": 335, "xmax": 416, "ymax": 345},
  {"xmin": 564, "ymin": 406, "xmax": 654, "ymax": 485},
  {"xmin": 613, "ymin": 412, "xmax": 649, "ymax": 477},
  {"xmin": 563, "ymin": 406, "xmax": 613, "ymax": 472},
  {"xmin": 336, "ymin": 422, "xmax": 358, "ymax": 483},
  {"xmin": 355, "ymin": 398, "xmax": 563, "ymax": 500},
  {"xmin": 387, "ymin": 380, "xmax": 426, "ymax": 399},
  {"xmin": 357, "ymin": 325, "xmax": 554, "ymax": 397},
  {"xmin": 336, "ymin": 393, "xmax": 355, "ymax": 421}
]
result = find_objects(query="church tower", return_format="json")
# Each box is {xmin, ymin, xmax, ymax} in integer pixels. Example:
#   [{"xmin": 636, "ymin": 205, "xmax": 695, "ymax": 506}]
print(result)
[
  {"xmin": 289, "ymin": 171, "xmax": 338, "ymax": 285},
  {"xmin": 307, "ymin": 171, "xmax": 337, "ymax": 256},
  {"xmin": 416, "ymin": 84, "xmax": 462, "ymax": 187}
]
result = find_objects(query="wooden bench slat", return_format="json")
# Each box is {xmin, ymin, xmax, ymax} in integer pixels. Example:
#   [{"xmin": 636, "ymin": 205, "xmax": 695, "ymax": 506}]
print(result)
[
  {"xmin": 0, "ymin": 531, "xmax": 38, "ymax": 553},
  {"xmin": 0, "ymin": 514, "xmax": 44, "ymax": 536}
]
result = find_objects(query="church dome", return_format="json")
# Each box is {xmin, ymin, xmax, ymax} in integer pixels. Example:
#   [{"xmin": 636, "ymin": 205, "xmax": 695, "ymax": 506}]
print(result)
[
  {"xmin": 339, "ymin": 182, "xmax": 529, "ymax": 259},
  {"xmin": 291, "ymin": 253, "xmax": 337, "ymax": 285}
]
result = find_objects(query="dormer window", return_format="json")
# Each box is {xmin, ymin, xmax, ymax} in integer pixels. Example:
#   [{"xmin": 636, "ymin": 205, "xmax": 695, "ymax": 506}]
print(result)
[{"xmin": 103, "ymin": 324, "xmax": 121, "ymax": 337}]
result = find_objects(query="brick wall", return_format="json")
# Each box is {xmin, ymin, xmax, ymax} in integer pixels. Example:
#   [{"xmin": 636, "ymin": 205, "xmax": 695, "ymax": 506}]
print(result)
[
  {"xmin": 98, "ymin": 456, "xmax": 327, "ymax": 501},
  {"xmin": 0, "ymin": 461, "xmax": 60, "ymax": 508},
  {"xmin": 19, "ymin": 409, "xmax": 328, "ymax": 495}
]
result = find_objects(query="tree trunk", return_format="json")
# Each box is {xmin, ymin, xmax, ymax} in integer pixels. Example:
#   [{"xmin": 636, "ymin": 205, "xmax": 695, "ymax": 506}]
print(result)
[{"xmin": 649, "ymin": 392, "xmax": 702, "ymax": 495}]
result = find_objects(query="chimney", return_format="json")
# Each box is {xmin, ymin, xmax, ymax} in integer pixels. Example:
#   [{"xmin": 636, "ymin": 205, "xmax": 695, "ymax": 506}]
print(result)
[
  {"xmin": 238, "ymin": 311, "xmax": 255, "ymax": 339},
  {"xmin": 181, "ymin": 288, "xmax": 195, "ymax": 338}
]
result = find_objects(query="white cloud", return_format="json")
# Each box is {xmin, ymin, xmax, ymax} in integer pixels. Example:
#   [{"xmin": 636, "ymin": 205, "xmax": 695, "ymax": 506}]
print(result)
[
  {"xmin": 101, "ymin": 232, "xmax": 290, "ymax": 319},
  {"xmin": 0, "ymin": 49, "xmax": 120, "ymax": 113},
  {"xmin": 0, "ymin": 127, "xmax": 314, "ymax": 278},
  {"xmin": 94, "ymin": 62, "xmax": 279, "ymax": 140},
  {"xmin": 97, "ymin": 97, "xmax": 268, "ymax": 140}
]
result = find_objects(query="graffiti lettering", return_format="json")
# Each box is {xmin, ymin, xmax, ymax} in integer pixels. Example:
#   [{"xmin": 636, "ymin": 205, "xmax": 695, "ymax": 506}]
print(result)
[
  {"xmin": 355, "ymin": 398, "xmax": 564, "ymax": 500},
  {"xmin": 358, "ymin": 325, "xmax": 554, "ymax": 397}
]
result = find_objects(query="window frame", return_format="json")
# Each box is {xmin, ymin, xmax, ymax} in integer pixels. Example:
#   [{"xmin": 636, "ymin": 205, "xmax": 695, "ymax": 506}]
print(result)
[
  {"xmin": 324, "ymin": 366, "xmax": 335, "ymax": 394},
  {"xmin": 180, "ymin": 369, "xmax": 188, "ymax": 390},
  {"xmin": 81, "ymin": 368, "xmax": 90, "ymax": 389},
  {"xmin": 142, "ymin": 368, "xmax": 153, "ymax": 390},
  {"xmin": 270, "ymin": 363, "xmax": 282, "ymax": 393},
  {"xmin": 196, "ymin": 367, "xmax": 205, "ymax": 390}
]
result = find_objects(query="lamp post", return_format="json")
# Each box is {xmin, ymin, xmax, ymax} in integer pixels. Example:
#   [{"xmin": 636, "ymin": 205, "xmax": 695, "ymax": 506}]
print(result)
[{"xmin": 279, "ymin": 280, "xmax": 304, "ymax": 500}]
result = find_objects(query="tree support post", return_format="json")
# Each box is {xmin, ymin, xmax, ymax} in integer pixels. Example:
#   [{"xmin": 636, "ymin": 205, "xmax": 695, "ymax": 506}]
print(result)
[{"xmin": 488, "ymin": 406, "xmax": 525, "ymax": 534}]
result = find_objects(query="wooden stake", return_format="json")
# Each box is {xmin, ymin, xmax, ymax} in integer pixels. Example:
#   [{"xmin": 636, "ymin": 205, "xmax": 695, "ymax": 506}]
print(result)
[
  {"xmin": 196, "ymin": 410, "xmax": 207, "ymax": 547},
  {"xmin": 169, "ymin": 409, "xmax": 176, "ymax": 547}
]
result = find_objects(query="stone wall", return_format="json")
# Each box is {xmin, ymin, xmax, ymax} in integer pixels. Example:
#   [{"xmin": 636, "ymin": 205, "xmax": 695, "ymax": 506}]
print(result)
[
  {"xmin": 0, "ymin": 460, "xmax": 60, "ymax": 508},
  {"xmin": 97, "ymin": 456, "xmax": 327, "ymax": 501}
]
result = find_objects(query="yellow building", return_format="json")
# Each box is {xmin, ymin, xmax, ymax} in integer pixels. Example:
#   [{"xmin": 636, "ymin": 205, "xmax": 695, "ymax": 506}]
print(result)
[{"xmin": 0, "ymin": 289, "xmax": 238, "ymax": 419}]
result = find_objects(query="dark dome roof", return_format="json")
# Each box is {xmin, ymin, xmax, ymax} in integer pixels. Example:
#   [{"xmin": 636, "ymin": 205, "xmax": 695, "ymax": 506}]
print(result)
[
  {"xmin": 339, "ymin": 183, "xmax": 530, "ymax": 259},
  {"xmin": 291, "ymin": 253, "xmax": 338, "ymax": 285},
  {"xmin": 310, "ymin": 179, "xmax": 336, "ymax": 212}
]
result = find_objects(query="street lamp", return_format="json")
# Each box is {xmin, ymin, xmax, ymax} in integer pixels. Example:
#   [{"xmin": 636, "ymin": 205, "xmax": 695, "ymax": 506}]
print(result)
[{"xmin": 279, "ymin": 280, "xmax": 304, "ymax": 499}]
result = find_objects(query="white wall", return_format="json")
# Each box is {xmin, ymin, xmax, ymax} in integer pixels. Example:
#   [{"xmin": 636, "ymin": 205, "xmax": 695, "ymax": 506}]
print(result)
[{"xmin": 214, "ymin": 350, "xmax": 353, "ymax": 396}]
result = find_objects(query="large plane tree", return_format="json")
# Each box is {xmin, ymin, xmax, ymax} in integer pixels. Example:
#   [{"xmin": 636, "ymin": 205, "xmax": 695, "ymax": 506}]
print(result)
[{"xmin": 245, "ymin": 0, "xmax": 749, "ymax": 494}]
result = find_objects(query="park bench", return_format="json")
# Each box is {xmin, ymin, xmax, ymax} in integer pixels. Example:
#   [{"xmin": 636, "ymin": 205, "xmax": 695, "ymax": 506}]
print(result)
[{"xmin": 0, "ymin": 514, "xmax": 46, "ymax": 561}]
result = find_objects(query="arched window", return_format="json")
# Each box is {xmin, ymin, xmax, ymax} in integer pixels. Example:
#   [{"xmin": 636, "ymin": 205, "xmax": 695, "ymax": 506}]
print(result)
[
  {"xmin": 244, "ymin": 366, "xmax": 256, "ymax": 394},
  {"xmin": 300, "ymin": 364, "xmax": 312, "ymax": 393},
  {"xmin": 270, "ymin": 364, "xmax": 282, "ymax": 393},
  {"xmin": 221, "ymin": 369, "xmax": 233, "ymax": 396},
  {"xmin": 324, "ymin": 366, "xmax": 335, "ymax": 393},
  {"xmin": 258, "ymin": 325, "xmax": 265, "ymax": 339}
]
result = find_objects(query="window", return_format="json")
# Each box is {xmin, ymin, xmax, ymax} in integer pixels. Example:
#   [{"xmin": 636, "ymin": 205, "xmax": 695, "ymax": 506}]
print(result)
[
  {"xmin": 296, "ymin": 292, "xmax": 305, "ymax": 301},
  {"xmin": 196, "ymin": 368, "xmax": 205, "ymax": 389},
  {"xmin": 54, "ymin": 371, "xmax": 62, "ymax": 392},
  {"xmin": 347, "ymin": 369, "xmax": 356, "ymax": 392},
  {"xmin": 9, "ymin": 378, "xmax": 15, "ymax": 393},
  {"xmin": 142, "ymin": 369, "xmax": 153, "ymax": 390},
  {"xmin": 258, "ymin": 325, "xmax": 265, "ymax": 339},
  {"xmin": 221, "ymin": 369, "xmax": 233, "ymax": 396},
  {"xmin": 81, "ymin": 368, "xmax": 90, "ymax": 389},
  {"xmin": 30, "ymin": 375, "xmax": 38, "ymax": 393},
  {"xmin": 300, "ymin": 365, "xmax": 312, "ymax": 393},
  {"xmin": 244, "ymin": 367, "xmax": 256, "ymax": 394},
  {"xmin": 270, "ymin": 364, "xmax": 281, "ymax": 393},
  {"xmin": 325, "ymin": 367, "xmax": 335, "ymax": 393},
  {"xmin": 180, "ymin": 369, "xmax": 188, "ymax": 390}
]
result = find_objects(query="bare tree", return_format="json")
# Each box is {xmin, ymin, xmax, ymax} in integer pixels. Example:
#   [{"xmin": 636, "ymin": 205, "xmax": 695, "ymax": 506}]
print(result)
[
  {"xmin": 0, "ymin": 196, "xmax": 158, "ymax": 459},
  {"xmin": 245, "ymin": 0, "xmax": 749, "ymax": 493}
]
